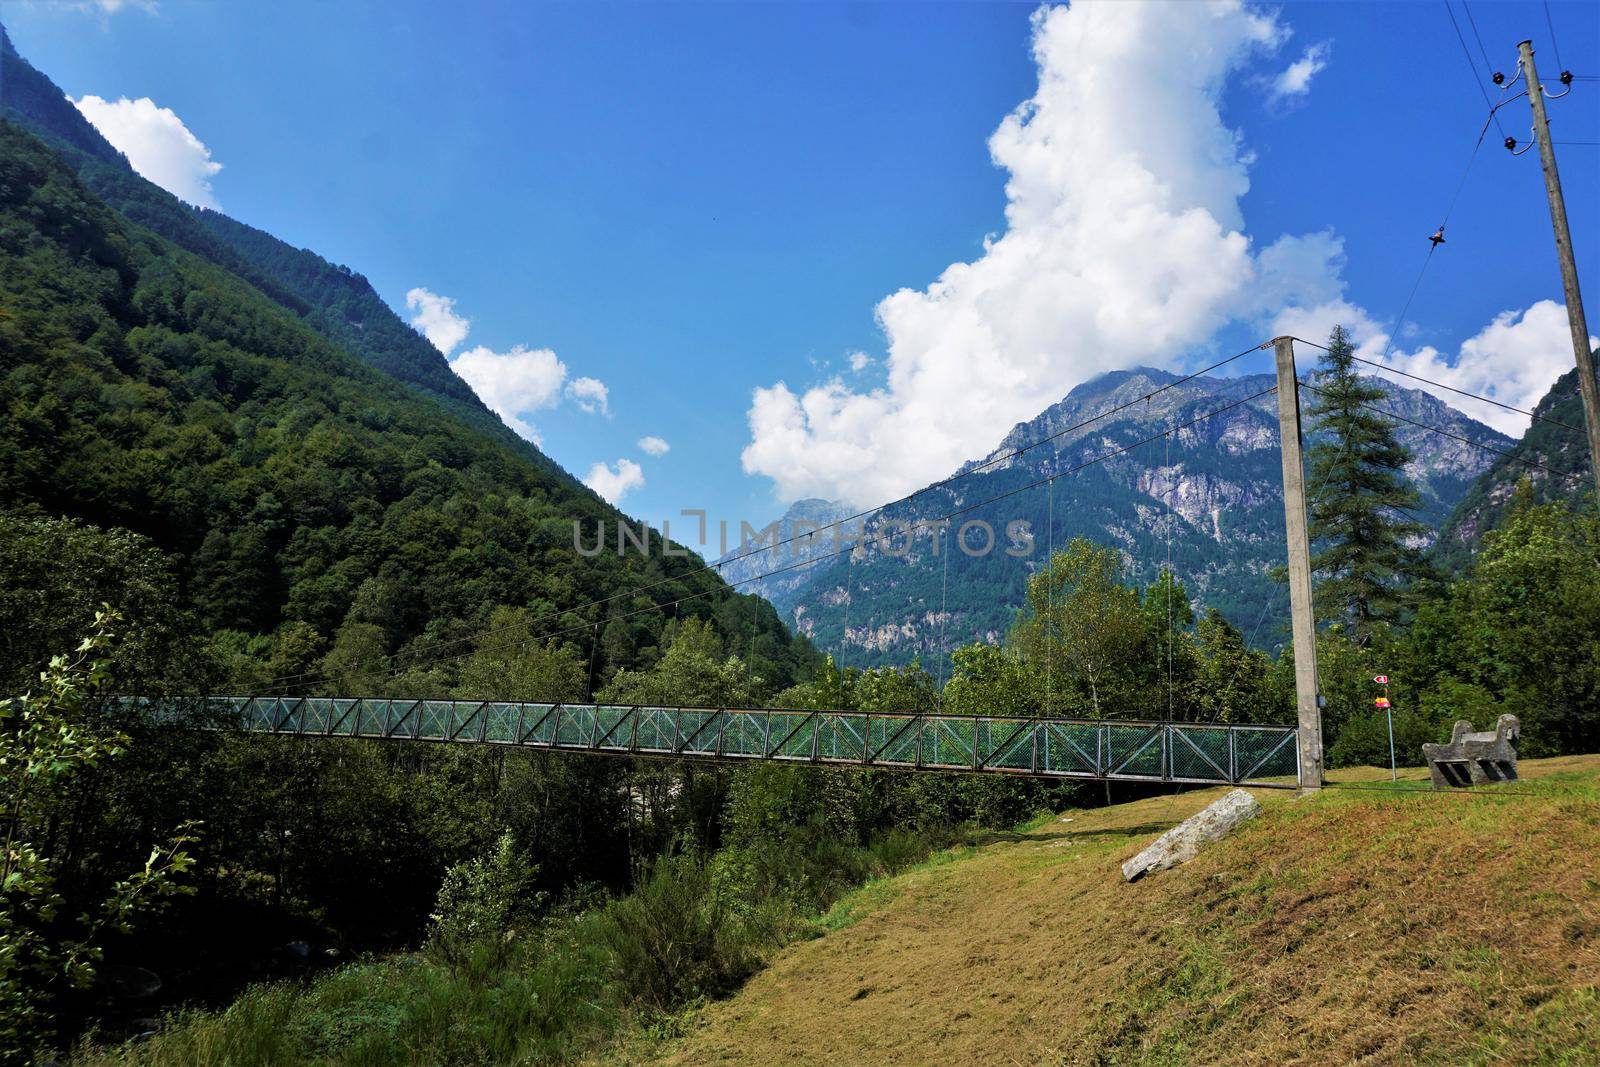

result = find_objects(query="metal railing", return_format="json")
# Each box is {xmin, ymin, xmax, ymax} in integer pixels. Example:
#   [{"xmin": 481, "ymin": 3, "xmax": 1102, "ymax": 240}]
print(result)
[{"xmin": 160, "ymin": 696, "xmax": 1300, "ymax": 786}]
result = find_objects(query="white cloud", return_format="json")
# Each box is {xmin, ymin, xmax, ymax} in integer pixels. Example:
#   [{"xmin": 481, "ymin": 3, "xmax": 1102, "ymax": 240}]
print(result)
[
  {"xmin": 847, "ymin": 350, "xmax": 873, "ymax": 373},
  {"xmin": 584, "ymin": 459, "xmax": 645, "ymax": 503},
  {"xmin": 406, "ymin": 287, "xmax": 612, "ymax": 440},
  {"xmin": 405, "ymin": 287, "xmax": 471, "ymax": 356},
  {"xmin": 638, "ymin": 435, "xmax": 671, "ymax": 456},
  {"xmin": 1271, "ymin": 42, "xmax": 1330, "ymax": 102},
  {"xmin": 450, "ymin": 345, "xmax": 568, "ymax": 443},
  {"xmin": 71, "ymin": 95, "xmax": 221, "ymax": 208},
  {"xmin": 566, "ymin": 376, "xmax": 610, "ymax": 416},
  {"xmin": 43, "ymin": 0, "xmax": 158, "ymax": 14},
  {"xmin": 742, "ymin": 1, "xmax": 1353, "ymax": 507},
  {"xmin": 1366, "ymin": 301, "xmax": 1592, "ymax": 436}
]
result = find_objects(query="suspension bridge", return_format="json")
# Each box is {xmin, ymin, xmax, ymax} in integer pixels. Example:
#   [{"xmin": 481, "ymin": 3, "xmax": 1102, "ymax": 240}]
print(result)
[{"xmin": 158, "ymin": 696, "xmax": 1301, "ymax": 787}]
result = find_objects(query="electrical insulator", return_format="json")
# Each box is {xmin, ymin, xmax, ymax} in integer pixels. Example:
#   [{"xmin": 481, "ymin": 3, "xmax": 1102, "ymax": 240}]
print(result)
[
  {"xmin": 1560, "ymin": 70, "xmax": 1573, "ymax": 86},
  {"xmin": 1492, "ymin": 70, "xmax": 1506, "ymax": 85},
  {"xmin": 1504, "ymin": 136, "xmax": 1518, "ymax": 151}
]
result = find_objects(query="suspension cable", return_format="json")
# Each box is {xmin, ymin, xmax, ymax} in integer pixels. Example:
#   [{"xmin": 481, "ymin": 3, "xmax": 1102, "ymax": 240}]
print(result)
[
  {"xmin": 271, "ymin": 388, "xmax": 1282, "ymax": 694},
  {"xmin": 1290, "ymin": 336, "xmax": 1587, "ymax": 433},
  {"xmin": 237, "ymin": 344, "xmax": 1274, "ymax": 694}
]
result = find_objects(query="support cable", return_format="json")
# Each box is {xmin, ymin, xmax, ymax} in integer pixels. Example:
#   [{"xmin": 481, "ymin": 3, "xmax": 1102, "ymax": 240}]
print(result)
[
  {"xmin": 1296, "ymin": 380, "xmax": 1586, "ymax": 480},
  {"xmin": 1446, "ymin": 2, "xmax": 1507, "ymax": 136},
  {"xmin": 1165, "ymin": 429, "xmax": 1175, "ymax": 722},
  {"xmin": 1289, "ymin": 336, "xmax": 1588, "ymax": 433},
  {"xmin": 1543, "ymin": 1, "xmax": 1566, "ymax": 75},
  {"xmin": 1461, "ymin": 2, "xmax": 1498, "ymax": 78},
  {"xmin": 276, "ymin": 388, "xmax": 1281, "ymax": 693},
  {"xmin": 937, "ymin": 522, "xmax": 951, "ymax": 707},
  {"xmin": 238, "ymin": 343, "xmax": 1273, "ymax": 693},
  {"xmin": 1046, "ymin": 474, "xmax": 1055, "ymax": 718}
]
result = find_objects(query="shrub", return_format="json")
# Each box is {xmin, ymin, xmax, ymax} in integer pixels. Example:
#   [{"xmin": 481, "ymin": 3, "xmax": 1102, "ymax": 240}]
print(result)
[
  {"xmin": 597, "ymin": 853, "xmax": 759, "ymax": 1011},
  {"xmin": 428, "ymin": 833, "xmax": 544, "ymax": 970}
]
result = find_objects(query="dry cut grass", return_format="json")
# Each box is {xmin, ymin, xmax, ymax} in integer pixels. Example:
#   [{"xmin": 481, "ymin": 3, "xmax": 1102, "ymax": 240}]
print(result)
[{"xmin": 658, "ymin": 756, "xmax": 1600, "ymax": 1066}]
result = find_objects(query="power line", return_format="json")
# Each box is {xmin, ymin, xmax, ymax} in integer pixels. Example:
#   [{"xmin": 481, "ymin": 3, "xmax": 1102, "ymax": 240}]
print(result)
[
  {"xmin": 1296, "ymin": 380, "xmax": 1585, "ymax": 481},
  {"xmin": 235, "ymin": 341, "xmax": 1271, "ymax": 692},
  {"xmin": 1461, "ymin": 2, "xmax": 1498, "ymax": 77},
  {"xmin": 1445, "ymin": 2, "xmax": 1507, "ymax": 136},
  {"xmin": 1543, "ymin": 1, "xmax": 1566, "ymax": 74},
  {"xmin": 1289, "ymin": 336, "xmax": 1587, "ymax": 434},
  {"xmin": 269, "ymin": 388, "xmax": 1281, "ymax": 694}
]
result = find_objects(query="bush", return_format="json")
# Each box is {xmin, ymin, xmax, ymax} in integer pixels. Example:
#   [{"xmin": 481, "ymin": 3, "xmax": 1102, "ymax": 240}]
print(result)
[
  {"xmin": 428, "ymin": 833, "xmax": 545, "ymax": 970},
  {"xmin": 597, "ymin": 853, "xmax": 760, "ymax": 1011}
]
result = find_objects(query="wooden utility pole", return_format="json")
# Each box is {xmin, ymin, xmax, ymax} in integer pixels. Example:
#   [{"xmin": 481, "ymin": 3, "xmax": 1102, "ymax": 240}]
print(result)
[
  {"xmin": 1521, "ymin": 40, "xmax": 1600, "ymax": 503},
  {"xmin": 1273, "ymin": 337, "xmax": 1323, "ymax": 791}
]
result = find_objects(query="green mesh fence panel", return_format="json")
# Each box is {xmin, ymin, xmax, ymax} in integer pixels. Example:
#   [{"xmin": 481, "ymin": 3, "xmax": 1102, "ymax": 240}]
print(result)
[
  {"xmin": 874, "ymin": 718, "xmax": 922, "ymax": 765},
  {"xmin": 924, "ymin": 718, "xmax": 975, "ymax": 767},
  {"xmin": 478, "ymin": 703, "xmax": 515, "ymax": 743},
  {"xmin": 1234, "ymin": 726, "xmax": 1295, "ymax": 780},
  {"xmin": 414, "ymin": 701, "xmax": 450, "ymax": 739},
  {"xmin": 678, "ymin": 711, "xmax": 722, "ymax": 754},
  {"xmin": 634, "ymin": 708, "xmax": 674, "ymax": 751},
  {"xmin": 328, "ymin": 699, "xmax": 360, "ymax": 734},
  {"xmin": 1234, "ymin": 727, "xmax": 1297, "ymax": 779},
  {"xmin": 1170, "ymin": 727, "xmax": 1230, "ymax": 781},
  {"xmin": 591, "ymin": 706, "xmax": 631, "ymax": 747},
  {"xmin": 816, "ymin": 715, "xmax": 867, "ymax": 761},
  {"xmin": 1042, "ymin": 723, "xmax": 1099, "ymax": 774},
  {"xmin": 722, "ymin": 712, "xmax": 767, "ymax": 756},
  {"xmin": 983, "ymin": 720, "xmax": 1036, "ymax": 770},
  {"xmin": 553, "ymin": 706, "xmax": 591, "ymax": 746},
  {"xmin": 775, "ymin": 715, "xmax": 817, "ymax": 758},
  {"xmin": 1106, "ymin": 725, "xmax": 1163, "ymax": 777},
  {"xmin": 520, "ymin": 705, "xmax": 558, "ymax": 745}
]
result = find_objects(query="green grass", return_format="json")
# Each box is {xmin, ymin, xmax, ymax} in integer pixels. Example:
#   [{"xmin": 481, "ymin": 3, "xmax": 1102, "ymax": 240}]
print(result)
[
  {"xmin": 80, "ymin": 920, "xmax": 620, "ymax": 1066},
  {"xmin": 815, "ymin": 842, "xmax": 980, "ymax": 933}
]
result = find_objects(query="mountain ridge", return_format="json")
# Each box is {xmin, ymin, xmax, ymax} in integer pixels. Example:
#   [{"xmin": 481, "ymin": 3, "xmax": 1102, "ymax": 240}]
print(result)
[{"xmin": 0, "ymin": 25, "xmax": 582, "ymax": 491}]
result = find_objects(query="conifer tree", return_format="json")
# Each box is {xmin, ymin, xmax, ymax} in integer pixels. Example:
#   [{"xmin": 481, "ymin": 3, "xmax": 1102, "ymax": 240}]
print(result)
[{"xmin": 1305, "ymin": 325, "xmax": 1431, "ymax": 642}]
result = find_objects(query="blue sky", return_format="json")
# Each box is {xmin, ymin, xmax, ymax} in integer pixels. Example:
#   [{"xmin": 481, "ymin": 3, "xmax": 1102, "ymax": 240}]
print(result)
[{"xmin": 9, "ymin": 0, "xmax": 1597, "ymax": 544}]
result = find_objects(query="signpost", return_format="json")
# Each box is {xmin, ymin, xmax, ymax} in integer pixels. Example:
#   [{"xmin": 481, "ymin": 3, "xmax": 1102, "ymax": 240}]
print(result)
[{"xmin": 1374, "ymin": 674, "xmax": 1394, "ymax": 780}]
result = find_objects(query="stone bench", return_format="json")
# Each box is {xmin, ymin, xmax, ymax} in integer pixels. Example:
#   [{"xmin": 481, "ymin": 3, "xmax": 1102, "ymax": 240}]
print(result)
[{"xmin": 1422, "ymin": 714, "xmax": 1519, "ymax": 789}]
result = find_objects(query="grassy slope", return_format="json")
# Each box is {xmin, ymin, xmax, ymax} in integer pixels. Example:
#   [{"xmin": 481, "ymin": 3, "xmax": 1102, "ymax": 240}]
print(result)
[{"xmin": 665, "ymin": 757, "xmax": 1600, "ymax": 1065}]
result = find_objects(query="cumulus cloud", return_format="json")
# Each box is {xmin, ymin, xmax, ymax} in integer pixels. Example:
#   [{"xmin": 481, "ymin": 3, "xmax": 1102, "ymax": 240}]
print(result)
[
  {"xmin": 1368, "ymin": 301, "xmax": 1593, "ymax": 436},
  {"xmin": 406, "ymin": 287, "xmax": 471, "ymax": 356},
  {"xmin": 1270, "ymin": 42, "xmax": 1330, "ymax": 102},
  {"xmin": 566, "ymin": 376, "xmax": 610, "ymax": 416},
  {"xmin": 405, "ymin": 287, "xmax": 613, "ymax": 440},
  {"xmin": 71, "ymin": 95, "xmax": 222, "ymax": 208},
  {"xmin": 450, "ymin": 345, "xmax": 568, "ymax": 443},
  {"xmin": 742, "ymin": 1, "xmax": 1357, "ymax": 506},
  {"xmin": 846, "ymin": 350, "xmax": 873, "ymax": 373},
  {"xmin": 638, "ymin": 435, "xmax": 671, "ymax": 456},
  {"xmin": 584, "ymin": 459, "xmax": 645, "ymax": 503}
]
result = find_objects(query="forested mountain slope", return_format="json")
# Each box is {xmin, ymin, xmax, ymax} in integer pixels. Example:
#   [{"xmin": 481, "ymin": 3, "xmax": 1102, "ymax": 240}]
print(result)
[
  {"xmin": 0, "ymin": 121, "xmax": 813, "ymax": 689},
  {"xmin": 1438, "ymin": 362, "xmax": 1596, "ymax": 566},
  {"xmin": 0, "ymin": 25, "xmax": 572, "ymax": 483}
]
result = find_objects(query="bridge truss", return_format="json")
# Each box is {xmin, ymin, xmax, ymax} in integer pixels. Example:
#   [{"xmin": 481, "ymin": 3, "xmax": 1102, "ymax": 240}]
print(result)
[{"xmin": 198, "ymin": 696, "xmax": 1301, "ymax": 787}]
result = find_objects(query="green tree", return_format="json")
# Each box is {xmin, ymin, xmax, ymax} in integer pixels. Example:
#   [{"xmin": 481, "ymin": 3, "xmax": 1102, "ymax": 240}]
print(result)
[
  {"xmin": 1408, "ymin": 493, "xmax": 1600, "ymax": 755},
  {"xmin": 1, "ymin": 610, "xmax": 196, "ymax": 1062},
  {"xmin": 1013, "ymin": 539, "xmax": 1147, "ymax": 717},
  {"xmin": 1305, "ymin": 325, "xmax": 1431, "ymax": 642},
  {"xmin": 1190, "ymin": 609, "xmax": 1271, "ymax": 724}
]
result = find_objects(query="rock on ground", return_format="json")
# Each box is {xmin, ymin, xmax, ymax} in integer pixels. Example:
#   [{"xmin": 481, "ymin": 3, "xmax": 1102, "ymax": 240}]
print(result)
[{"xmin": 1121, "ymin": 788, "xmax": 1261, "ymax": 881}]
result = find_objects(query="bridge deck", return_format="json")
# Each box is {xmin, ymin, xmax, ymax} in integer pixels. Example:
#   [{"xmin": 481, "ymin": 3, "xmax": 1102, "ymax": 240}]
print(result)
[{"xmin": 189, "ymin": 696, "xmax": 1300, "ymax": 787}]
